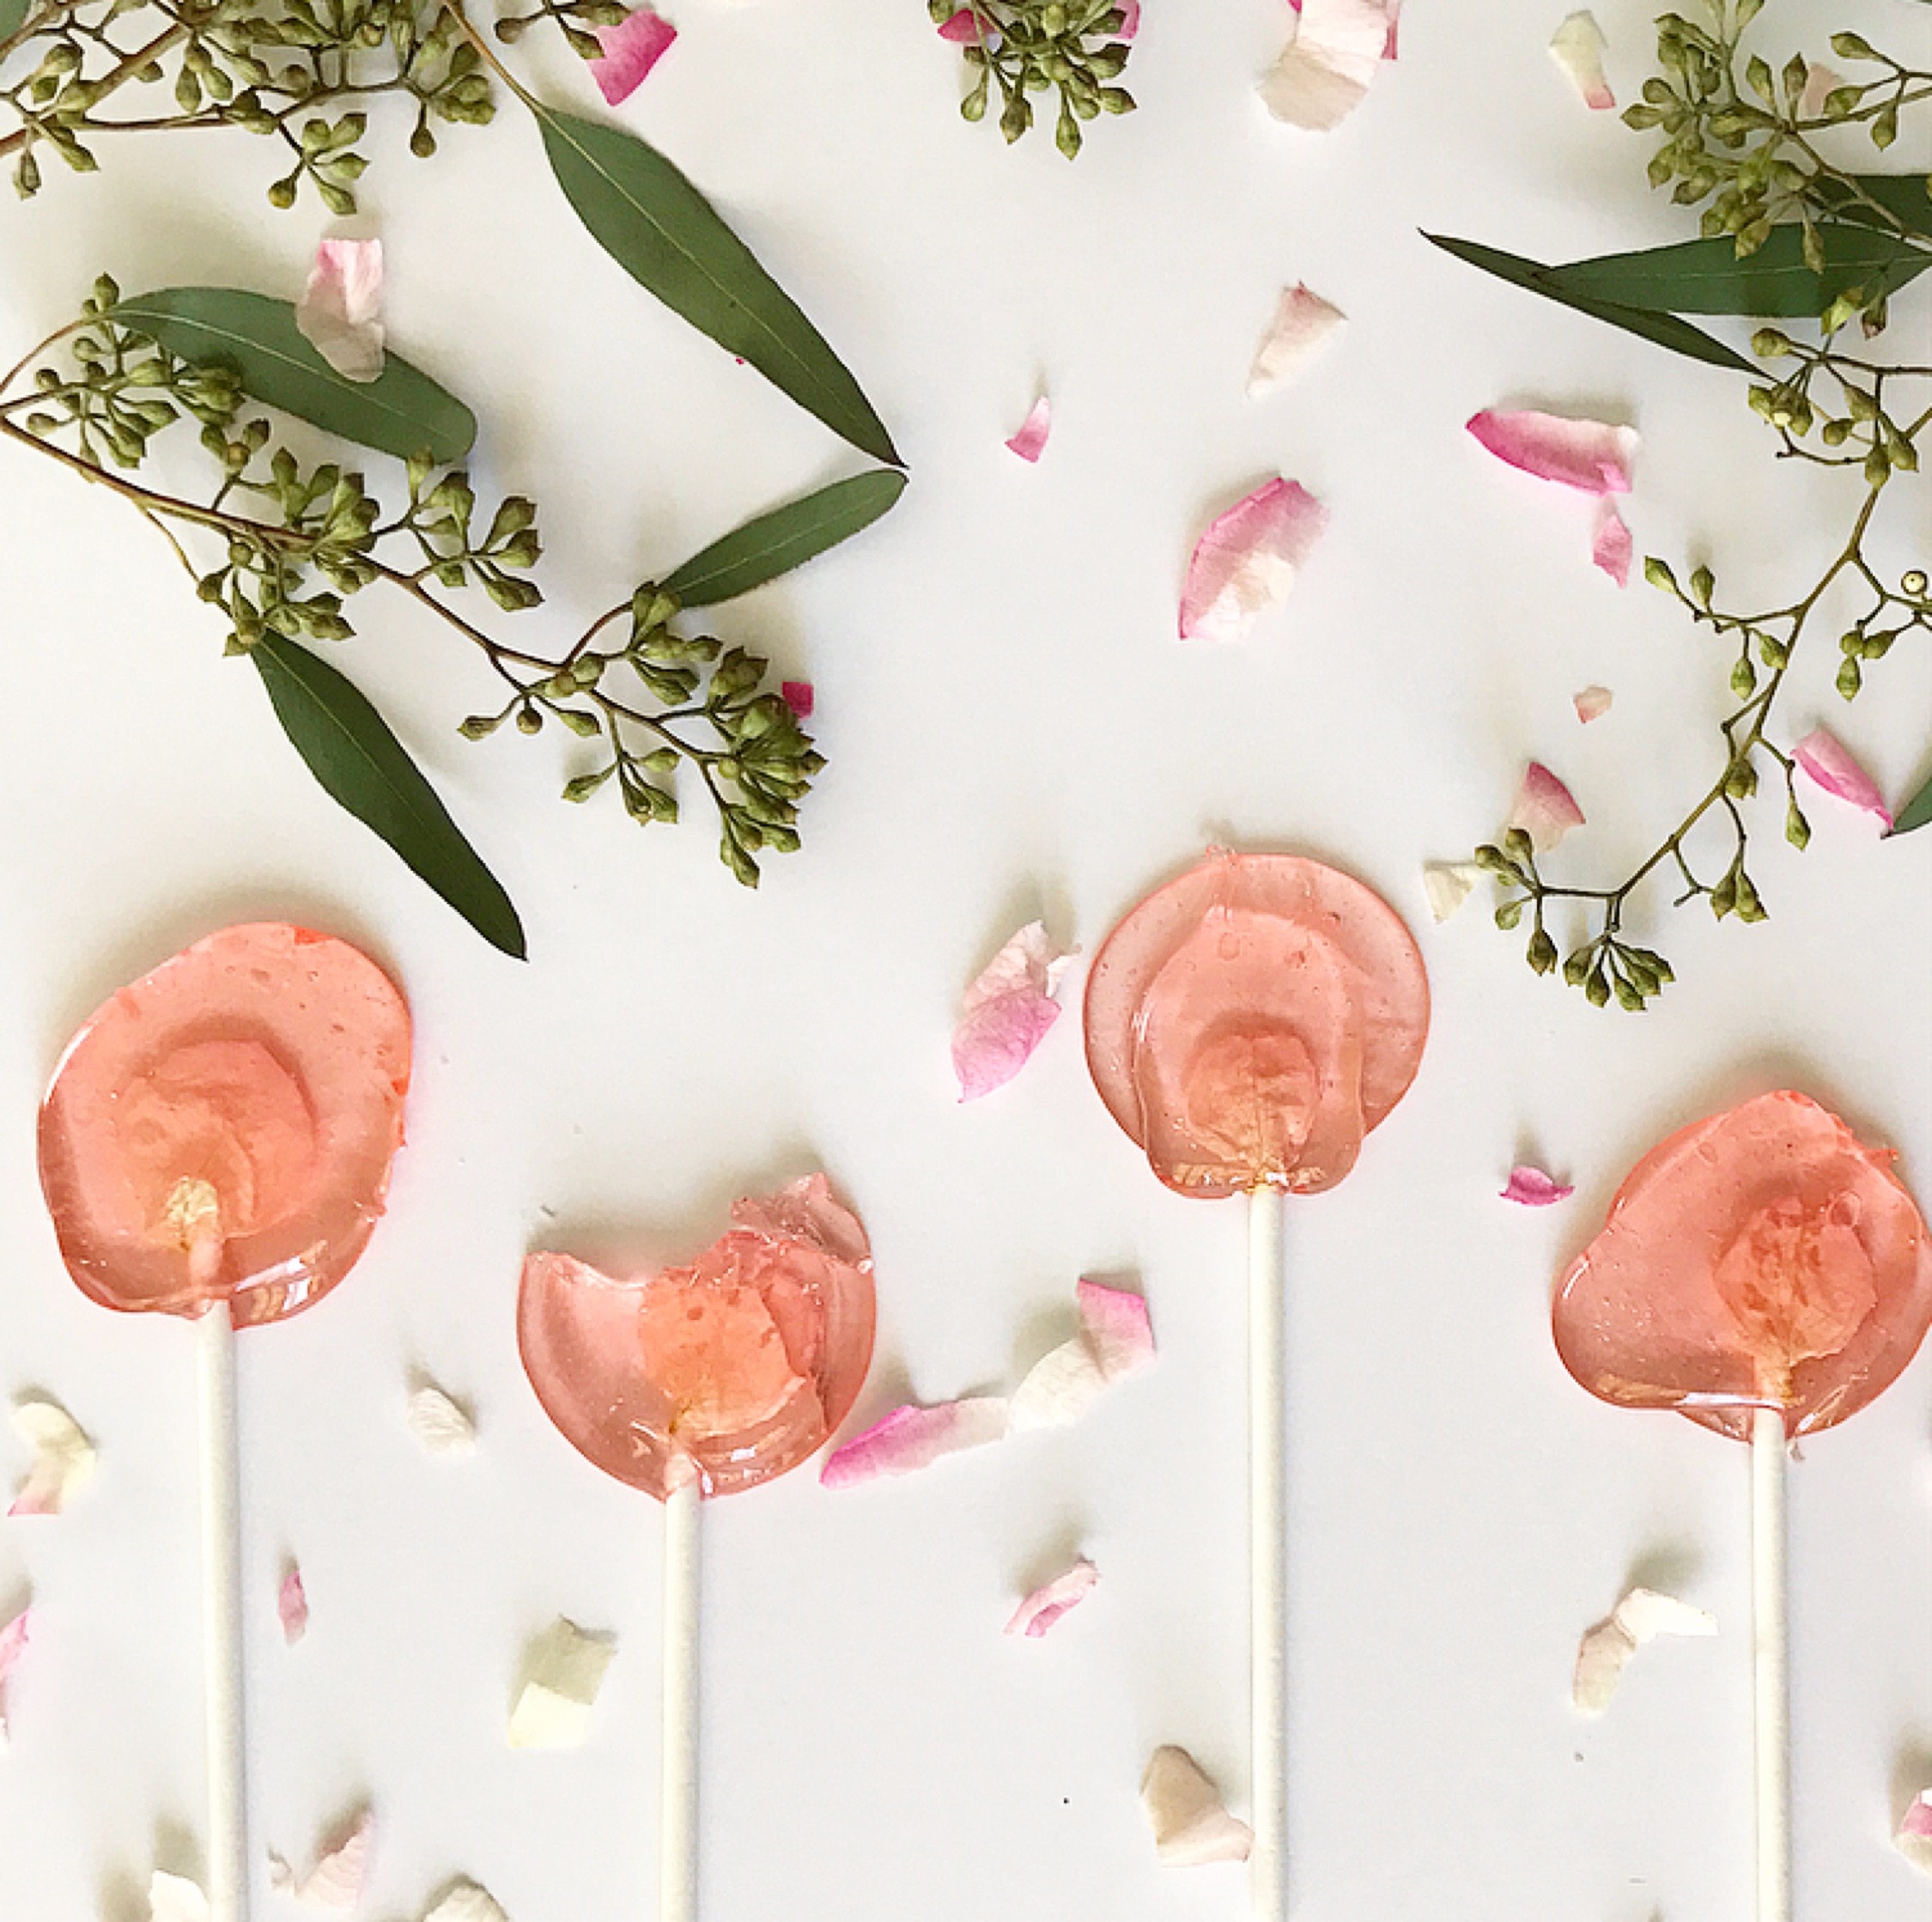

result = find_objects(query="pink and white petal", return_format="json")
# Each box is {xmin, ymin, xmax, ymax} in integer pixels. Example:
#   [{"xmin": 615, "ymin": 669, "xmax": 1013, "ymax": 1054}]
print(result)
[
  {"xmin": 1179, "ymin": 477, "xmax": 1328, "ymax": 642},
  {"xmin": 590, "ymin": 6, "xmax": 677, "ymax": 106},
  {"xmin": 1898, "ymin": 1791, "xmax": 1932, "ymax": 1876},
  {"xmin": 781, "ymin": 679, "xmax": 814, "ymax": 719},
  {"xmin": 1575, "ymin": 1586, "xmax": 1716, "ymax": 1715},
  {"xmin": 1421, "ymin": 861, "xmax": 1484, "ymax": 923},
  {"xmin": 1549, "ymin": 11, "xmax": 1615, "ymax": 111},
  {"xmin": 1005, "ymin": 1558, "xmax": 1100, "ymax": 1638},
  {"xmin": 1078, "ymin": 1277, "xmax": 1156, "ymax": 1381},
  {"xmin": 1501, "ymin": 1165, "xmax": 1574, "ymax": 1207},
  {"xmin": 820, "ymin": 1397, "xmax": 1010, "ymax": 1488},
  {"xmin": 1799, "ymin": 60, "xmax": 1843, "ymax": 119},
  {"xmin": 1005, "ymin": 395, "xmax": 1052, "ymax": 462},
  {"xmin": 1793, "ymin": 727, "xmax": 1893, "ymax": 828},
  {"xmin": 1009, "ymin": 1335, "xmax": 1110, "ymax": 1431},
  {"xmin": 1140, "ymin": 1746, "xmax": 1254, "ymax": 1865},
  {"xmin": 954, "ymin": 921, "xmax": 1074, "ymax": 1100},
  {"xmin": 278, "ymin": 1564, "xmax": 309, "ymax": 1645},
  {"xmin": 1573, "ymin": 684, "xmax": 1613, "ymax": 724},
  {"xmin": 0, "ymin": 1607, "xmax": 30, "ymax": 1746},
  {"xmin": 1259, "ymin": 0, "xmax": 1390, "ymax": 131},
  {"xmin": 1613, "ymin": 1588, "xmax": 1716, "ymax": 1644},
  {"xmin": 1467, "ymin": 408, "xmax": 1637, "ymax": 496},
  {"xmin": 937, "ymin": 8, "xmax": 983, "ymax": 43},
  {"xmin": 1247, "ymin": 284, "xmax": 1346, "ymax": 398},
  {"xmin": 283, "ymin": 1808, "xmax": 373, "ymax": 1913},
  {"xmin": 1116, "ymin": 0, "xmax": 1140, "ymax": 36},
  {"xmin": 1380, "ymin": 0, "xmax": 1399, "ymax": 59},
  {"xmin": 1591, "ymin": 501, "xmax": 1633, "ymax": 587},
  {"xmin": 296, "ymin": 240, "xmax": 385, "ymax": 385},
  {"xmin": 1509, "ymin": 761, "xmax": 1586, "ymax": 852}
]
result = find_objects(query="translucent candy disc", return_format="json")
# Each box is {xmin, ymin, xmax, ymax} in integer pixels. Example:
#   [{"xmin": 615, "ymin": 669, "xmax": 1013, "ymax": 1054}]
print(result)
[
  {"xmin": 1084, "ymin": 848, "xmax": 1430, "ymax": 1197},
  {"xmin": 37, "ymin": 922, "xmax": 411, "ymax": 1327},
  {"xmin": 1553, "ymin": 1091, "xmax": 1932, "ymax": 1441},
  {"xmin": 519, "ymin": 1175, "xmax": 876, "ymax": 1501}
]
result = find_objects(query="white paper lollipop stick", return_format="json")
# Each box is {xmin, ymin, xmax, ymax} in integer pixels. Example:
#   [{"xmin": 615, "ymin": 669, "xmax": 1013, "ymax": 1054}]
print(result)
[
  {"xmin": 1248, "ymin": 1185, "xmax": 1287, "ymax": 1919},
  {"xmin": 196, "ymin": 1298, "xmax": 249, "ymax": 1922},
  {"xmin": 660, "ymin": 1469, "xmax": 702, "ymax": 1922},
  {"xmin": 1751, "ymin": 1405, "xmax": 1790, "ymax": 1922}
]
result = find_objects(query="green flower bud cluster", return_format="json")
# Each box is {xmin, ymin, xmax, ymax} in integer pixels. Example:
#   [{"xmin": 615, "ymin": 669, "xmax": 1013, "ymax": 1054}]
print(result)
[
  {"xmin": 494, "ymin": 0, "xmax": 628, "ymax": 64},
  {"xmin": 930, "ymin": 0, "xmax": 1135, "ymax": 159}
]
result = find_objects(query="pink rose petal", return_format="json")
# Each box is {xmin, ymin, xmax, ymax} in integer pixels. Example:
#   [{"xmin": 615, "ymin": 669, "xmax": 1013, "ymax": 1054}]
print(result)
[
  {"xmin": 1574, "ymin": 684, "xmax": 1613, "ymax": 724},
  {"xmin": 953, "ymin": 920, "xmax": 1075, "ymax": 1101},
  {"xmin": 781, "ymin": 679, "xmax": 814, "ymax": 719},
  {"xmin": 1467, "ymin": 409, "xmax": 1637, "ymax": 496},
  {"xmin": 1899, "ymin": 1791, "xmax": 1932, "ymax": 1875},
  {"xmin": 278, "ymin": 1564, "xmax": 309, "ymax": 1645},
  {"xmin": 1800, "ymin": 61, "xmax": 1843, "ymax": 120},
  {"xmin": 1118, "ymin": 0, "xmax": 1140, "ymax": 35},
  {"xmin": 1011, "ymin": 1277, "xmax": 1155, "ymax": 1430},
  {"xmin": 820, "ymin": 1397, "xmax": 1010, "ymax": 1488},
  {"xmin": 1261, "ymin": 0, "xmax": 1394, "ymax": 130},
  {"xmin": 590, "ymin": 6, "xmax": 677, "ymax": 106},
  {"xmin": 937, "ymin": 8, "xmax": 983, "ymax": 43},
  {"xmin": 1077, "ymin": 1276, "xmax": 1156, "ymax": 1380},
  {"xmin": 1550, "ymin": 11, "xmax": 1615, "ymax": 110},
  {"xmin": 295, "ymin": 240, "xmax": 385, "ymax": 385},
  {"xmin": 1509, "ymin": 761, "xmax": 1586, "ymax": 852},
  {"xmin": 1247, "ymin": 283, "xmax": 1346, "ymax": 398},
  {"xmin": 1005, "ymin": 395, "xmax": 1052, "ymax": 463},
  {"xmin": 1502, "ymin": 1165, "xmax": 1574, "ymax": 1207},
  {"xmin": 1381, "ymin": 0, "xmax": 1399, "ymax": 59},
  {"xmin": 1792, "ymin": 727, "xmax": 1893, "ymax": 828},
  {"xmin": 268, "ymin": 1808, "xmax": 372, "ymax": 1913},
  {"xmin": 1179, "ymin": 477, "xmax": 1328, "ymax": 642},
  {"xmin": 1005, "ymin": 1558, "xmax": 1100, "ymax": 1638},
  {"xmin": 1591, "ymin": 501, "xmax": 1632, "ymax": 587},
  {"xmin": 0, "ymin": 1607, "xmax": 30, "ymax": 1747}
]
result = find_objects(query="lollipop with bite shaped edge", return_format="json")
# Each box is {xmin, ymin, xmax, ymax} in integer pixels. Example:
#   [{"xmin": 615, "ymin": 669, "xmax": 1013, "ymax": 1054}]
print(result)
[
  {"xmin": 519, "ymin": 1173, "xmax": 875, "ymax": 1922},
  {"xmin": 1554, "ymin": 1089, "xmax": 1932, "ymax": 1922},
  {"xmin": 37, "ymin": 923, "xmax": 411, "ymax": 1922},
  {"xmin": 1084, "ymin": 848, "xmax": 1429, "ymax": 1919}
]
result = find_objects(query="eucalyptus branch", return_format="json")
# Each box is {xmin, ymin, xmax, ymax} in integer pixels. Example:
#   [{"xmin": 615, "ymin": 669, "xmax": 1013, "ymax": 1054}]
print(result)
[{"xmin": 931, "ymin": 0, "xmax": 1135, "ymax": 158}]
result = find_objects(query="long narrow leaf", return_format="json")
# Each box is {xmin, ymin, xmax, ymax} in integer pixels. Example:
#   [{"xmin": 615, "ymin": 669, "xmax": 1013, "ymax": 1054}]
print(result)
[
  {"xmin": 537, "ymin": 108, "xmax": 900, "ymax": 468},
  {"xmin": 1891, "ymin": 764, "xmax": 1932, "ymax": 837},
  {"xmin": 114, "ymin": 289, "xmax": 476, "ymax": 463},
  {"xmin": 662, "ymin": 470, "xmax": 907, "ymax": 607},
  {"xmin": 252, "ymin": 636, "xmax": 526, "ymax": 958},
  {"xmin": 1425, "ymin": 233, "xmax": 1754, "ymax": 371},
  {"xmin": 1817, "ymin": 173, "xmax": 1932, "ymax": 243}
]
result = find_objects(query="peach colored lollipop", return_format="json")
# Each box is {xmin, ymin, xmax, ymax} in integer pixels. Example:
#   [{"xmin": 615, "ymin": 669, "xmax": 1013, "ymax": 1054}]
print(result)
[
  {"xmin": 1085, "ymin": 848, "xmax": 1429, "ymax": 1921},
  {"xmin": 36, "ymin": 922, "xmax": 411, "ymax": 1922},
  {"xmin": 519, "ymin": 1174, "xmax": 874, "ymax": 1922},
  {"xmin": 1554, "ymin": 1091, "xmax": 1932, "ymax": 1922}
]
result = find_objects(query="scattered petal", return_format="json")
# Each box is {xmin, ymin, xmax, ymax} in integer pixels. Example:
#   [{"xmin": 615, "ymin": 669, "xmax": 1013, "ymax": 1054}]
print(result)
[
  {"xmin": 780, "ymin": 679, "xmax": 814, "ymax": 719},
  {"xmin": 1467, "ymin": 409, "xmax": 1637, "ymax": 496},
  {"xmin": 1591, "ymin": 500, "xmax": 1632, "ymax": 587},
  {"xmin": 1549, "ymin": 11, "xmax": 1614, "ymax": 111},
  {"xmin": 507, "ymin": 1617, "xmax": 617, "ymax": 1749},
  {"xmin": 1421, "ymin": 861, "xmax": 1485, "ymax": 923},
  {"xmin": 1004, "ymin": 395, "xmax": 1052, "ymax": 463},
  {"xmin": 1010, "ymin": 1278, "xmax": 1156, "ymax": 1431},
  {"xmin": 1178, "ymin": 477, "xmax": 1328, "ymax": 643},
  {"xmin": 269, "ymin": 1808, "xmax": 373, "ymax": 1913},
  {"xmin": 1573, "ymin": 684, "xmax": 1613, "ymax": 724},
  {"xmin": 590, "ymin": 6, "xmax": 677, "ymax": 106},
  {"xmin": 1075, "ymin": 1275, "xmax": 1156, "ymax": 1380},
  {"xmin": 1140, "ymin": 1745, "xmax": 1254, "ymax": 1865},
  {"xmin": 278, "ymin": 1564, "xmax": 309, "ymax": 1645},
  {"xmin": 953, "ymin": 921, "xmax": 1076, "ymax": 1101},
  {"xmin": 1793, "ymin": 727, "xmax": 1893, "ymax": 829},
  {"xmin": 1260, "ymin": 0, "xmax": 1394, "ymax": 131},
  {"xmin": 1119, "ymin": 0, "xmax": 1140, "ymax": 33},
  {"xmin": 937, "ymin": 8, "xmax": 983, "ymax": 43},
  {"xmin": 1799, "ymin": 60, "xmax": 1842, "ymax": 120},
  {"xmin": 295, "ymin": 239, "xmax": 385, "ymax": 385},
  {"xmin": 1572, "ymin": 1586, "xmax": 1716, "ymax": 1715},
  {"xmin": 1246, "ymin": 284, "xmax": 1346, "ymax": 398},
  {"xmin": 819, "ymin": 1397, "xmax": 1010, "ymax": 1488},
  {"xmin": 1502, "ymin": 1165, "xmax": 1574, "ymax": 1207},
  {"xmin": 1897, "ymin": 1790, "xmax": 1932, "ymax": 1876},
  {"xmin": 149, "ymin": 1872, "xmax": 210, "ymax": 1922},
  {"xmin": 0, "ymin": 1606, "xmax": 29, "ymax": 1747},
  {"xmin": 407, "ymin": 1382, "xmax": 477, "ymax": 1458},
  {"xmin": 423, "ymin": 1884, "xmax": 512, "ymax": 1922},
  {"xmin": 1508, "ymin": 761, "xmax": 1586, "ymax": 853},
  {"xmin": 1005, "ymin": 1558, "xmax": 1100, "ymax": 1638},
  {"xmin": 9, "ymin": 1393, "xmax": 96, "ymax": 1517}
]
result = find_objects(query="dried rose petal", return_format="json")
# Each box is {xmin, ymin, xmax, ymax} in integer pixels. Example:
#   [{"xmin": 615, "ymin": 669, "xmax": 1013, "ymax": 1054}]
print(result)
[
  {"xmin": 1421, "ymin": 861, "xmax": 1484, "ymax": 923},
  {"xmin": 1503, "ymin": 1165, "xmax": 1574, "ymax": 1207},
  {"xmin": 1898, "ymin": 1790, "xmax": 1932, "ymax": 1876},
  {"xmin": 296, "ymin": 240, "xmax": 385, "ymax": 385},
  {"xmin": 1574, "ymin": 684, "xmax": 1613, "ymax": 724},
  {"xmin": 1178, "ymin": 478, "xmax": 1328, "ymax": 643},
  {"xmin": 780, "ymin": 680, "xmax": 814, "ymax": 720},
  {"xmin": 1508, "ymin": 762, "xmax": 1586, "ymax": 853},
  {"xmin": 1800, "ymin": 61, "xmax": 1843, "ymax": 119},
  {"xmin": 507, "ymin": 1617, "xmax": 616, "ymax": 1749},
  {"xmin": 269, "ymin": 1806, "xmax": 373, "ymax": 1913},
  {"xmin": 1793, "ymin": 727, "xmax": 1893, "ymax": 829},
  {"xmin": 1592, "ymin": 501, "xmax": 1632, "ymax": 587},
  {"xmin": 1260, "ymin": 0, "xmax": 1394, "ymax": 131},
  {"xmin": 0, "ymin": 1606, "xmax": 30, "ymax": 1747},
  {"xmin": 1005, "ymin": 395, "xmax": 1052, "ymax": 462},
  {"xmin": 1005, "ymin": 1558, "xmax": 1100, "ymax": 1637},
  {"xmin": 1571, "ymin": 1586, "xmax": 1716, "ymax": 1715},
  {"xmin": 937, "ymin": 8, "xmax": 982, "ymax": 43},
  {"xmin": 953, "ymin": 921, "xmax": 1075, "ymax": 1101},
  {"xmin": 1549, "ymin": 11, "xmax": 1614, "ymax": 110},
  {"xmin": 9, "ymin": 1394, "xmax": 95, "ymax": 1517},
  {"xmin": 590, "ymin": 6, "xmax": 677, "ymax": 106},
  {"xmin": 278, "ymin": 1564, "xmax": 309, "ymax": 1645},
  {"xmin": 423, "ymin": 1884, "xmax": 511, "ymax": 1922},
  {"xmin": 1140, "ymin": 1745, "xmax": 1253, "ymax": 1865},
  {"xmin": 407, "ymin": 1382, "xmax": 477, "ymax": 1457},
  {"xmin": 819, "ymin": 1397, "xmax": 1010, "ymax": 1487},
  {"xmin": 1011, "ymin": 1278, "xmax": 1157, "ymax": 1429},
  {"xmin": 1467, "ymin": 409, "xmax": 1637, "ymax": 496},
  {"xmin": 149, "ymin": 1872, "xmax": 210, "ymax": 1922},
  {"xmin": 1247, "ymin": 285, "xmax": 1345, "ymax": 398}
]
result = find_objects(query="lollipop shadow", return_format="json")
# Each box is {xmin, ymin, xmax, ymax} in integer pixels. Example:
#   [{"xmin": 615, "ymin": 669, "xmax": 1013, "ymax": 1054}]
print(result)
[{"xmin": 1624, "ymin": 1540, "xmax": 1703, "ymax": 1599}]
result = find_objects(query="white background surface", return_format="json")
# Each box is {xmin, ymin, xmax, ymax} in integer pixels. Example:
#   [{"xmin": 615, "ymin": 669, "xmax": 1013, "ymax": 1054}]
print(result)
[{"xmin": 2, "ymin": 2, "xmax": 1930, "ymax": 1919}]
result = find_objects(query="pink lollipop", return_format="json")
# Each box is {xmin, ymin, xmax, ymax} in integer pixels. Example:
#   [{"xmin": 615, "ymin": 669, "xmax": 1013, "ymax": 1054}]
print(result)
[
  {"xmin": 37, "ymin": 923, "xmax": 410, "ymax": 1922},
  {"xmin": 1085, "ymin": 848, "xmax": 1428, "ymax": 1917},
  {"xmin": 1555, "ymin": 1090, "xmax": 1932, "ymax": 1922},
  {"xmin": 519, "ymin": 1174, "xmax": 874, "ymax": 1922}
]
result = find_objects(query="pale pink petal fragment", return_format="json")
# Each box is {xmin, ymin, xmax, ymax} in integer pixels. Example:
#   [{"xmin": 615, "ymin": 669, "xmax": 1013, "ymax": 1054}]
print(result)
[
  {"xmin": 953, "ymin": 921, "xmax": 1075, "ymax": 1101},
  {"xmin": 1012, "ymin": 1279, "xmax": 1155, "ymax": 1430},
  {"xmin": 1574, "ymin": 684, "xmax": 1613, "ymax": 724},
  {"xmin": 1592, "ymin": 500, "xmax": 1633, "ymax": 587},
  {"xmin": 1005, "ymin": 1558, "xmax": 1100, "ymax": 1638},
  {"xmin": 1140, "ymin": 1746, "xmax": 1254, "ymax": 1865},
  {"xmin": 296, "ymin": 240, "xmax": 385, "ymax": 385},
  {"xmin": 271, "ymin": 1808, "xmax": 373, "ymax": 1913},
  {"xmin": 1005, "ymin": 395, "xmax": 1052, "ymax": 463},
  {"xmin": 9, "ymin": 1394, "xmax": 95, "ymax": 1517},
  {"xmin": 1179, "ymin": 477, "xmax": 1328, "ymax": 642},
  {"xmin": 1898, "ymin": 1791, "xmax": 1932, "ymax": 1876},
  {"xmin": 1509, "ymin": 761, "xmax": 1586, "ymax": 853},
  {"xmin": 1502, "ymin": 1165, "xmax": 1574, "ymax": 1207},
  {"xmin": 1572, "ymin": 1586, "xmax": 1716, "ymax": 1715},
  {"xmin": 278, "ymin": 1564, "xmax": 309, "ymax": 1645},
  {"xmin": 1467, "ymin": 409, "xmax": 1637, "ymax": 496},
  {"xmin": 820, "ymin": 1397, "xmax": 1011, "ymax": 1488},
  {"xmin": 781, "ymin": 679, "xmax": 814, "ymax": 719},
  {"xmin": 0, "ymin": 1607, "xmax": 30, "ymax": 1747},
  {"xmin": 1246, "ymin": 284, "xmax": 1346, "ymax": 398},
  {"xmin": 149, "ymin": 1873, "xmax": 210, "ymax": 1922},
  {"xmin": 1421, "ymin": 861, "xmax": 1484, "ymax": 923},
  {"xmin": 1800, "ymin": 61, "xmax": 1842, "ymax": 120},
  {"xmin": 1118, "ymin": 0, "xmax": 1140, "ymax": 35},
  {"xmin": 1260, "ymin": 0, "xmax": 1392, "ymax": 131},
  {"xmin": 590, "ymin": 6, "xmax": 677, "ymax": 106},
  {"xmin": 937, "ymin": 8, "xmax": 982, "ymax": 43},
  {"xmin": 1381, "ymin": 0, "xmax": 1399, "ymax": 59},
  {"xmin": 1793, "ymin": 727, "xmax": 1893, "ymax": 828},
  {"xmin": 1078, "ymin": 1277, "xmax": 1156, "ymax": 1380},
  {"xmin": 1550, "ymin": 11, "xmax": 1615, "ymax": 111}
]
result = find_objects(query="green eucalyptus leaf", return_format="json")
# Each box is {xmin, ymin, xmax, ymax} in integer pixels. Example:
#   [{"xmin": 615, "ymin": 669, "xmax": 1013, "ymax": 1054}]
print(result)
[
  {"xmin": 252, "ymin": 636, "xmax": 526, "ymax": 957},
  {"xmin": 661, "ymin": 469, "xmax": 908, "ymax": 607},
  {"xmin": 1891, "ymin": 763, "xmax": 1932, "ymax": 836},
  {"xmin": 0, "ymin": 0, "xmax": 35, "ymax": 37},
  {"xmin": 536, "ymin": 108, "xmax": 900, "ymax": 468},
  {"xmin": 112, "ymin": 288, "xmax": 476, "ymax": 462},
  {"xmin": 1817, "ymin": 173, "xmax": 1932, "ymax": 243},
  {"xmin": 1424, "ymin": 233, "xmax": 1754, "ymax": 372}
]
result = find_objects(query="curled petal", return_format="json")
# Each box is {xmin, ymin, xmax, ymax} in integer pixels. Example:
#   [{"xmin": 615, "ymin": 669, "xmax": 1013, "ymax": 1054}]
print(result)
[
  {"xmin": 1421, "ymin": 861, "xmax": 1484, "ymax": 923},
  {"xmin": 1572, "ymin": 1586, "xmax": 1716, "ymax": 1715},
  {"xmin": 507, "ymin": 1617, "xmax": 616, "ymax": 1749},
  {"xmin": 270, "ymin": 1807, "xmax": 373, "ymax": 1913},
  {"xmin": 1078, "ymin": 1276, "xmax": 1156, "ymax": 1379},
  {"xmin": 1260, "ymin": 0, "xmax": 1393, "ymax": 131},
  {"xmin": 278, "ymin": 1564, "xmax": 309, "ymax": 1645},
  {"xmin": 937, "ymin": 8, "xmax": 982, "ymax": 42},
  {"xmin": 9, "ymin": 1394, "xmax": 95, "ymax": 1517},
  {"xmin": 1793, "ymin": 727, "xmax": 1893, "ymax": 829},
  {"xmin": 1011, "ymin": 1279, "xmax": 1155, "ymax": 1430},
  {"xmin": 1573, "ymin": 684, "xmax": 1613, "ymax": 724},
  {"xmin": 1509, "ymin": 761, "xmax": 1586, "ymax": 853},
  {"xmin": 1140, "ymin": 1746, "xmax": 1253, "ymax": 1865},
  {"xmin": 1591, "ymin": 501, "xmax": 1632, "ymax": 587},
  {"xmin": 1549, "ymin": 11, "xmax": 1615, "ymax": 111},
  {"xmin": 1467, "ymin": 408, "xmax": 1637, "ymax": 496},
  {"xmin": 1898, "ymin": 1791, "xmax": 1932, "ymax": 1876},
  {"xmin": 820, "ymin": 1397, "xmax": 1010, "ymax": 1487},
  {"xmin": 0, "ymin": 1607, "xmax": 30, "ymax": 1747},
  {"xmin": 1179, "ymin": 477, "xmax": 1328, "ymax": 642},
  {"xmin": 1119, "ymin": 0, "xmax": 1140, "ymax": 34},
  {"xmin": 590, "ymin": 6, "xmax": 677, "ymax": 106},
  {"xmin": 1247, "ymin": 284, "xmax": 1346, "ymax": 398},
  {"xmin": 296, "ymin": 240, "xmax": 385, "ymax": 385},
  {"xmin": 1502, "ymin": 1165, "xmax": 1573, "ymax": 1207},
  {"xmin": 1005, "ymin": 1558, "xmax": 1100, "ymax": 1638},
  {"xmin": 1005, "ymin": 395, "xmax": 1052, "ymax": 462},
  {"xmin": 781, "ymin": 679, "xmax": 814, "ymax": 719},
  {"xmin": 954, "ymin": 921, "xmax": 1075, "ymax": 1100}
]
